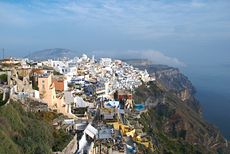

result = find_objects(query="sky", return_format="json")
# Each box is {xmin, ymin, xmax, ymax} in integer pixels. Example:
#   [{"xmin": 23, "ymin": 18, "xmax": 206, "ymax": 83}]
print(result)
[{"xmin": 0, "ymin": 0, "xmax": 230, "ymax": 66}]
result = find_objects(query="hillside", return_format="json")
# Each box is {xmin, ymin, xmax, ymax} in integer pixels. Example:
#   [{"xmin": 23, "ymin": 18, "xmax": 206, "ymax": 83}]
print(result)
[
  {"xmin": 134, "ymin": 81, "xmax": 229, "ymax": 153},
  {"xmin": 126, "ymin": 60, "xmax": 201, "ymax": 113},
  {"xmin": 123, "ymin": 59, "xmax": 230, "ymax": 153},
  {"xmin": 0, "ymin": 101, "xmax": 73, "ymax": 154},
  {"xmin": 25, "ymin": 48, "xmax": 77, "ymax": 61}
]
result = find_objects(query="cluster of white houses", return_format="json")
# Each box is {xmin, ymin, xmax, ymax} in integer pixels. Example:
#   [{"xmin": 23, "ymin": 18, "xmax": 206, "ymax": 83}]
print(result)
[
  {"xmin": 15, "ymin": 54, "xmax": 153, "ymax": 116},
  {"xmin": 0, "ymin": 55, "xmax": 156, "ymax": 153}
]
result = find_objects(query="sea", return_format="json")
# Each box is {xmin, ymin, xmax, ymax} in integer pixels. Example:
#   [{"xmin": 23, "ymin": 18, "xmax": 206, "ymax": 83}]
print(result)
[{"xmin": 181, "ymin": 62, "xmax": 230, "ymax": 140}]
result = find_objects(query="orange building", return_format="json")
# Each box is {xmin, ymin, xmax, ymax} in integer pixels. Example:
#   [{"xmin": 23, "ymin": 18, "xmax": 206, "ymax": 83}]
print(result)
[
  {"xmin": 38, "ymin": 74, "xmax": 71, "ymax": 116},
  {"xmin": 38, "ymin": 74, "xmax": 56, "ymax": 108}
]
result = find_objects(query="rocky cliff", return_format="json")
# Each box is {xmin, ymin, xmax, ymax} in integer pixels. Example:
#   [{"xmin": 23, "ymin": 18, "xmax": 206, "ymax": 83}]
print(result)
[
  {"xmin": 125, "ymin": 61, "xmax": 230, "ymax": 153},
  {"xmin": 134, "ymin": 82, "xmax": 229, "ymax": 154},
  {"xmin": 134, "ymin": 64, "xmax": 201, "ymax": 114}
]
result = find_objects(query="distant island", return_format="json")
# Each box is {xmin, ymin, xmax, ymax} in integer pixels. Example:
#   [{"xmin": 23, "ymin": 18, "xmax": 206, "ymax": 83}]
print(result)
[{"xmin": 25, "ymin": 48, "xmax": 77, "ymax": 61}]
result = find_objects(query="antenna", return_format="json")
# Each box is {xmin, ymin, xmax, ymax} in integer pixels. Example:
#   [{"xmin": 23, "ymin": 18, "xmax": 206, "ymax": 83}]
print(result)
[{"xmin": 2, "ymin": 48, "xmax": 4, "ymax": 59}]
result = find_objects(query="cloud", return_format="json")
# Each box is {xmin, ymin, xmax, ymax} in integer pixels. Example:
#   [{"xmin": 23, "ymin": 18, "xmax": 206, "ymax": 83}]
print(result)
[
  {"xmin": 0, "ymin": 2, "xmax": 28, "ymax": 26},
  {"xmin": 127, "ymin": 50, "xmax": 186, "ymax": 67},
  {"xmin": 141, "ymin": 50, "xmax": 186, "ymax": 67},
  {"xmin": 90, "ymin": 50, "xmax": 186, "ymax": 67},
  {"xmin": 191, "ymin": 0, "xmax": 206, "ymax": 8},
  {"xmin": 0, "ymin": 0, "xmax": 229, "ymax": 38},
  {"xmin": 0, "ymin": 0, "xmax": 230, "ymax": 56}
]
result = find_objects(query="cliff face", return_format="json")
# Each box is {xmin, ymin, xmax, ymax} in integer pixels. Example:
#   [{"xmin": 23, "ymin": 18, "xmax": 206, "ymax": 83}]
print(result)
[
  {"xmin": 155, "ymin": 68, "xmax": 194, "ymax": 100},
  {"xmin": 134, "ymin": 64, "xmax": 201, "ymax": 114},
  {"xmin": 129, "ymin": 63, "xmax": 229, "ymax": 153},
  {"xmin": 134, "ymin": 82, "xmax": 229, "ymax": 154},
  {"xmin": 153, "ymin": 66, "xmax": 201, "ymax": 114}
]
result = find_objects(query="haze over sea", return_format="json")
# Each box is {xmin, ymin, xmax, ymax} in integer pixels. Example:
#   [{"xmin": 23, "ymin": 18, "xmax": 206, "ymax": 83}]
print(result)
[{"xmin": 181, "ymin": 55, "xmax": 230, "ymax": 140}]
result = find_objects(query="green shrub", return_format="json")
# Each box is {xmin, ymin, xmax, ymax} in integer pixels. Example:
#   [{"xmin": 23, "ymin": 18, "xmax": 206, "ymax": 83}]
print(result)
[
  {"xmin": 52, "ymin": 129, "xmax": 72, "ymax": 152},
  {"xmin": 0, "ymin": 101, "xmax": 73, "ymax": 154},
  {"xmin": 0, "ymin": 74, "xmax": 7, "ymax": 83}
]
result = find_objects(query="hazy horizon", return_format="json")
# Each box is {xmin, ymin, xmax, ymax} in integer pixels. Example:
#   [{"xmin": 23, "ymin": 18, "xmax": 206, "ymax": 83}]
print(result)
[{"xmin": 1, "ymin": 0, "xmax": 230, "ymax": 67}]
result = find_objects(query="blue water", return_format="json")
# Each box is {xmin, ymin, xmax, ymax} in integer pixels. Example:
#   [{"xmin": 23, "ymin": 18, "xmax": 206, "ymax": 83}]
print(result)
[
  {"xmin": 134, "ymin": 104, "xmax": 145, "ymax": 112},
  {"xmin": 181, "ymin": 63, "xmax": 230, "ymax": 140}
]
